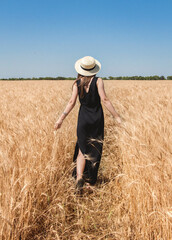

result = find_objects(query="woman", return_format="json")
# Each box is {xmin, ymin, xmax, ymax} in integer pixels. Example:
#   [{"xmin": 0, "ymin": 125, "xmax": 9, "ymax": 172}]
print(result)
[{"xmin": 54, "ymin": 56, "xmax": 122, "ymax": 192}]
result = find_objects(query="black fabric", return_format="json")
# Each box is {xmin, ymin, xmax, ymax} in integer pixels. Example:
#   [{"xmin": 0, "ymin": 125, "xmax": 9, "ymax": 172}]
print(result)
[{"xmin": 72, "ymin": 76, "xmax": 104, "ymax": 185}]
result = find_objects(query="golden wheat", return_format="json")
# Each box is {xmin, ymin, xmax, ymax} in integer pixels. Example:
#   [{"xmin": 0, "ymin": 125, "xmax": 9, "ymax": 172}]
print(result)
[{"xmin": 0, "ymin": 80, "xmax": 171, "ymax": 239}]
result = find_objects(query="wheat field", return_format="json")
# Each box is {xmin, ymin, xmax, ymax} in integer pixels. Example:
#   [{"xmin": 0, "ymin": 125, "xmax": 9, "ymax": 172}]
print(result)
[{"xmin": 0, "ymin": 80, "xmax": 172, "ymax": 240}]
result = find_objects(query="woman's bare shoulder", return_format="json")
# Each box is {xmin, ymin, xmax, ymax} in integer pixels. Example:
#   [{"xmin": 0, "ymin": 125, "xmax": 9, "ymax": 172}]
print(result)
[
  {"xmin": 72, "ymin": 80, "xmax": 79, "ymax": 90},
  {"xmin": 74, "ymin": 79, "xmax": 80, "ymax": 86},
  {"xmin": 96, "ymin": 77, "xmax": 103, "ymax": 86}
]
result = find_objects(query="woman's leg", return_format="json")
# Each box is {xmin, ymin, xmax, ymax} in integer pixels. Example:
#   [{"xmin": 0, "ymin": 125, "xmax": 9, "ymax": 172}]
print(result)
[{"xmin": 76, "ymin": 148, "xmax": 86, "ymax": 181}]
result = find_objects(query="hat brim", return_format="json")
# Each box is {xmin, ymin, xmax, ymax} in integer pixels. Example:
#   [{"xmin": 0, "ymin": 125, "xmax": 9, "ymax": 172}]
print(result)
[{"xmin": 75, "ymin": 58, "xmax": 101, "ymax": 76}]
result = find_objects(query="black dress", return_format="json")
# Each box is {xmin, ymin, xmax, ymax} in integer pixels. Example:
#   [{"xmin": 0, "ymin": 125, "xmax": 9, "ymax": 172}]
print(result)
[{"xmin": 72, "ymin": 76, "xmax": 104, "ymax": 185}]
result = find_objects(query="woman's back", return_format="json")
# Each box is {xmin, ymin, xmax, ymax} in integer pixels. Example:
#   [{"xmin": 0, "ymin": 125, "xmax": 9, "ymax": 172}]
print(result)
[{"xmin": 77, "ymin": 76, "xmax": 102, "ymax": 109}]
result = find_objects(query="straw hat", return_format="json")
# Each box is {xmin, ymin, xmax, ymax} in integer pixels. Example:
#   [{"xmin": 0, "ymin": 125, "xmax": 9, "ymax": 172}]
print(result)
[{"xmin": 75, "ymin": 56, "xmax": 101, "ymax": 76}]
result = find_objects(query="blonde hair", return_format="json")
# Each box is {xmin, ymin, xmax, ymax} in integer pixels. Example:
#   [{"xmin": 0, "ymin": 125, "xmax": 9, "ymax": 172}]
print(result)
[{"xmin": 72, "ymin": 73, "xmax": 96, "ymax": 98}]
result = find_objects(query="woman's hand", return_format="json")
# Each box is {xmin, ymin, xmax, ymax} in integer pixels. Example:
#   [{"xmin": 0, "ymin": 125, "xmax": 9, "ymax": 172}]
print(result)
[
  {"xmin": 115, "ymin": 116, "xmax": 126, "ymax": 128},
  {"xmin": 115, "ymin": 116, "xmax": 122, "ymax": 125},
  {"xmin": 54, "ymin": 119, "xmax": 63, "ymax": 130}
]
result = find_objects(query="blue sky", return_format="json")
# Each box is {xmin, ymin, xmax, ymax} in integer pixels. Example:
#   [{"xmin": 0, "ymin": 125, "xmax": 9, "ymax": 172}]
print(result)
[{"xmin": 0, "ymin": 0, "xmax": 172, "ymax": 78}]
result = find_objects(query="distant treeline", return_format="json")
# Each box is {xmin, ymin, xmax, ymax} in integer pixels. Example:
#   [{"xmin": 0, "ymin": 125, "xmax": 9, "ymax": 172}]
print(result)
[
  {"xmin": 0, "ymin": 76, "xmax": 172, "ymax": 80},
  {"xmin": 103, "ymin": 76, "xmax": 172, "ymax": 80},
  {"xmin": 0, "ymin": 76, "xmax": 75, "ymax": 80}
]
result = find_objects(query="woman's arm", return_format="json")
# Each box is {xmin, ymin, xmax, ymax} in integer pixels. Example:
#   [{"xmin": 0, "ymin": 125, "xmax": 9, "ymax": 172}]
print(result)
[
  {"xmin": 54, "ymin": 82, "xmax": 78, "ymax": 130},
  {"xmin": 97, "ymin": 78, "xmax": 122, "ymax": 124}
]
